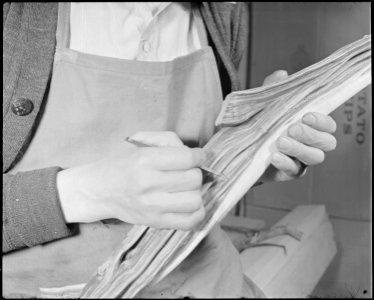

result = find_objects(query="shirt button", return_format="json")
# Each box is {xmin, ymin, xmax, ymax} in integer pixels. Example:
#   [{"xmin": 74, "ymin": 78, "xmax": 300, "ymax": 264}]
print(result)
[
  {"xmin": 11, "ymin": 98, "xmax": 34, "ymax": 116},
  {"xmin": 142, "ymin": 41, "xmax": 151, "ymax": 53}
]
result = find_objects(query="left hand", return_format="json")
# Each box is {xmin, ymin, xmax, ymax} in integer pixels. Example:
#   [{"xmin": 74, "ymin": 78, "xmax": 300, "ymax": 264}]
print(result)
[{"xmin": 259, "ymin": 70, "xmax": 337, "ymax": 183}]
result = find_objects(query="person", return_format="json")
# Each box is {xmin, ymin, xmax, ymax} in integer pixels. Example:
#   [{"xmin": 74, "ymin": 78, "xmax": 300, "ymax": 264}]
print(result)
[{"xmin": 3, "ymin": 3, "xmax": 337, "ymax": 298}]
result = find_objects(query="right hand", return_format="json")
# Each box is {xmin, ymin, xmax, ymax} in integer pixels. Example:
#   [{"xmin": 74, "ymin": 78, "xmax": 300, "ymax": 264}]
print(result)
[{"xmin": 57, "ymin": 131, "xmax": 207, "ymax": 230}]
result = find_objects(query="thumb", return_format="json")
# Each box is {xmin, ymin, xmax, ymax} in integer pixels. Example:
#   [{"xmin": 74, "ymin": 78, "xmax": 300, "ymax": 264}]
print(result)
[{"xmin": 262, "ymin": 70, "xmax": 288, "ymax": 86}]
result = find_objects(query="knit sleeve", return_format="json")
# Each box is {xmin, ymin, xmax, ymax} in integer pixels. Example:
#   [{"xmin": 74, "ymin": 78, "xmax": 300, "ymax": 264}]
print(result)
[
  {"xmin": 3, "ymin": 3, "xmax": 11, "ymax": 28},
  {"xmin": 3, "ymin": 167, "xmax": 76, "ymax": 253}
]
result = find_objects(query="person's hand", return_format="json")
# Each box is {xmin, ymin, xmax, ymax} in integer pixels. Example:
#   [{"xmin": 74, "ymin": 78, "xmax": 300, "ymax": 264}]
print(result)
[
  {"xmin": 57, "ymin": 131, "xmax": 206, "ymax": 230},
  {"xmin": 259, "ymin": 70, "xmax": 337, "ymax": 183}
]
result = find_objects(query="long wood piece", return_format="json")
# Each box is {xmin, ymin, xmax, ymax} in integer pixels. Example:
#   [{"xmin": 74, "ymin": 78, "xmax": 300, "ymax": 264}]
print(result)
[{"xmin": 39, "ymin": 35, "xmax": 371, "ymax": 298}]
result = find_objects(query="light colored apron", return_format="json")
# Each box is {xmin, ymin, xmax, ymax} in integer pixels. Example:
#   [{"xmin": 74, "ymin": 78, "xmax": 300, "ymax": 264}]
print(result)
[{"xmin": 3, "ymin": 3, "xmax": 245, "ymax": 298}]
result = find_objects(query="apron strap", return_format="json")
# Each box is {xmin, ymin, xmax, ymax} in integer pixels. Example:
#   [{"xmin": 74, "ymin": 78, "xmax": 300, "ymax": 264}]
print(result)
[
  {"xmin": 56, "ymin": 2, "xmax": 71, "ymax": 49},
  {"xmin": 192, "ymin": 6, "xmax": 209, "ymax": 48}
]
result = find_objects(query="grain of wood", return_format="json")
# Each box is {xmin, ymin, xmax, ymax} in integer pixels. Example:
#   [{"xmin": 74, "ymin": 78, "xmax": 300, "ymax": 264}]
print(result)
[{"xmin": 40, "ymin": 35, "xmax": 370, "ymax": 299}]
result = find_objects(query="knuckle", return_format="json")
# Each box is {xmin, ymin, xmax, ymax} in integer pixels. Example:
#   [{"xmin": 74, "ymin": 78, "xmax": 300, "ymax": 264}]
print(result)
[
  {"xmin": 315, "ymin": 112, "xmax": 326, "ymax": 123},
  {"xmin": 289, "ymin": 142, "xmax": 301, "ymax": 157},
  {"xmin": 290, "ymin": 123, "xmax": 302, "ymax": 135},
  {"xmin": 300, "ymin": 124, "xmax": 314, "ymax": 144}
]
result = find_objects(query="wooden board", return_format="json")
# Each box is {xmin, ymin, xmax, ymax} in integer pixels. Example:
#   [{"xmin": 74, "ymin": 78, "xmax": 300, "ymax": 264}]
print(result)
[{"xmin": 240, "ymin": 205, "xmax": 337, "ymax": 298}]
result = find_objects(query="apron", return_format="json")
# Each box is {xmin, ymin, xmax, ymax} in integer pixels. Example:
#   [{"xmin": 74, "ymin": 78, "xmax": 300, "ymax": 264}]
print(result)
[{"xmin": 3, "ymin": 3, "xmax": 246, "ymax": 298}]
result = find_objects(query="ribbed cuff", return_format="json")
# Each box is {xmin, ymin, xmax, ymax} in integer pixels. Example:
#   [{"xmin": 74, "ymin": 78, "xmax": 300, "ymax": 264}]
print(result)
[{"xmin": 3, "ymin": 167, "xmax": 75, "ymax": 252}]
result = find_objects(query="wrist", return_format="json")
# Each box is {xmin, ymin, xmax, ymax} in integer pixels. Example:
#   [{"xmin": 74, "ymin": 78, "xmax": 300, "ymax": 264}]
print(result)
[
  {"xmin": 57, "ymin": 165, "xmax": 114, "ymax": 224},
  {"xmin": 57, "ymin": 167, "xmax": 87, "ymax": 224}
]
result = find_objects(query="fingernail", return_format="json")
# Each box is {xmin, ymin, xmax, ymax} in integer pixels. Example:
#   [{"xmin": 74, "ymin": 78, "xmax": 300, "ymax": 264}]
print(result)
[
  {"xmin": 279, "ymin": 137, "xmax": 291, "ymax": 150},
  {"xmin": 273, "ymin": 70, "xmax": 288, "ymax": 77},
  {"xmin": 303, "ymin": 114, "xmax": 316, "ymax": 125},
  {"xmin": 272, "ymin": 152, "xmax": 282, "ymax": 163},
  {"xmin": 288, "ymin": 125, "xmax": 302, "ymax": 138}
]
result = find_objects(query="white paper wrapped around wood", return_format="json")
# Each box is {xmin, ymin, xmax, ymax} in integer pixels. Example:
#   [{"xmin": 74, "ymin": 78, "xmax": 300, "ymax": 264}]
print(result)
[{"xmin": 40, "ymin": 35, "xmax": 371, "ymax": 298}]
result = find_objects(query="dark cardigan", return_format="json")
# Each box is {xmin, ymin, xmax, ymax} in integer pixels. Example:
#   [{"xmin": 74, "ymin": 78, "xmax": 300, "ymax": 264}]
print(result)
[{"xmin": 2, "ymin": 2, "xmax": 249, "ymax": 253}]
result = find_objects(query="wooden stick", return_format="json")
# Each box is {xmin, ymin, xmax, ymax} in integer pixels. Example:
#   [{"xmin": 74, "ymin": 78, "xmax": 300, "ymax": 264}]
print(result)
[{"xmin": 40, "ymin": 35, "xmax": 370, "ymax": 299}]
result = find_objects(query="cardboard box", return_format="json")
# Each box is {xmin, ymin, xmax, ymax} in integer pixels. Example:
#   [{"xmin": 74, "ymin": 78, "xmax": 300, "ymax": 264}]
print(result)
[{"xmin": 246, "ymin": 2, "xmax": 371, "ymax": 221}]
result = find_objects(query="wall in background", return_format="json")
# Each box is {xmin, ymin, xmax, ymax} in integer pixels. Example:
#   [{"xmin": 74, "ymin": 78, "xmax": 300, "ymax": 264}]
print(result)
[{"xmin": 240, "ymin": 2, "xmax": 372, "ymax": 298}]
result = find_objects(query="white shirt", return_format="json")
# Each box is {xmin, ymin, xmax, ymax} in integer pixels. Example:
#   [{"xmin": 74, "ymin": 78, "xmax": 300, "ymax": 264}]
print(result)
[{"xmin": 69, "ymin": 2, "xmax": 203, "ymax": 61}]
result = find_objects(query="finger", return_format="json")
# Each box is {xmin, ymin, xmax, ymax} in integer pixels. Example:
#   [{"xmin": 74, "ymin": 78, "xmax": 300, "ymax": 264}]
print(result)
[
  {"xmin": 129, "ymin": 131, "xmax": 184, "ymax": 147},
  {"xmin": 288, "ymin": 123, "xmax": 337, "ymax": 152},
  {"xmin": 160, "ymin": 168, "xmax": 203, "ymax": 192},
  {"xmin": 277, "ymin": 136, "xmax": 325, "ymax": 165},
  {"xmin": 262, "ymin": 70, "xmax": 288, "ymax": 86},
  {"xmin": 141, "ymin": 191, "xmax": 203, "ymax": 214},
  {"xmin": 302, "ymin": 112, "xmax": 337, "ymax": 133},
  {"xmin": 166, "ymin": 190, "xmax": 203, "ymax": 213},
  {"xmin": 161, "ymin": 205, "xmax": 206, "ymax": 231},
  {"xmin": 271, "ymin": 152, "xmax": 302, "ymax": 178},
  {"xmin": 138, "ymin": 147, "xmax": 207, "ymax": 171},
  {"xmin": 144, "ymin": 190, "xmax": 203, "ymax": 214}
]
